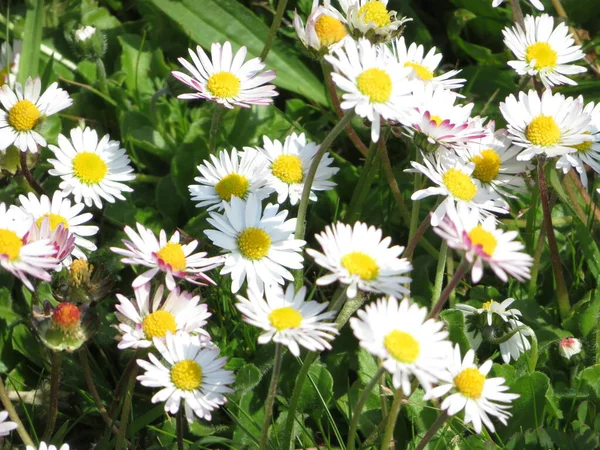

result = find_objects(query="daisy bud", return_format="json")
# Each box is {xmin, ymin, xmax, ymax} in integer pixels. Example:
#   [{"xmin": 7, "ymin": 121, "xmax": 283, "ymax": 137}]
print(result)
[
  {"xmin": 69, "ymin": 24, "xmax": 106, "ymax": 60},
  {"xmin": 559, "ymin": 337, "xmax": 582, "ymax": 360},
  {"xmin": 33, "ymin": 302, "xmax": 99, "ymax": 352},
  {"xmin": 54, "ymin": 259, "xmax": 113, "ymax": 305}
]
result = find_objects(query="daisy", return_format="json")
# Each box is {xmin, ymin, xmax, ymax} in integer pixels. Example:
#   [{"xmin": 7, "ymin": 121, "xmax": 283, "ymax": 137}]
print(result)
[
  {"xmin": 236, "ymin": 283, "xmax": 338, "ymax": 356},
  {"xmin": 350, "ymin": 296, "xmax": 451, "ymax": 395},
  {"xmin": 324, "ymin": 37, "xmax": 416, "ymax": 142},
  {"xmin": 18, "ymin": 190, "xmax": 99, "ymax": 264},
  {"xmin": 293, "ymin": 0, "xmax": 349, "ymax": 53},
  {"xmin": 115, "ymin": 282, "xmax": 212, "ymax": 349},
  {"xmin": 500, "ymin": 89, "xmax": 591, "ymax": 160},
  {"xmin": 26, "ymin": 443, "xmax": 69, "ymax": 450},
  {"xmin": 503, "ymin": 14, "xmax": 586, "ymax": 88},
  {"xmin": 25, "ymin": 216, "xmax": 76, "ymax": 268},
  {"xmin": 0, "ymin": 41, "xmax": 21, "ymax": 87},
  {"xmin": 172, "ymin": 41, "xmax": 277, "ymax": 109},
  {"xmin": 111, "ymin": 223, "xmax": 224, "ymax": 291},
  {"xmin": 433, "ymin": 202, "xmax": 533, "ymax": 283},
  {"xmin": 425, "ymin": 345, "xmax": 519, "ymax": 434},
  {"xmin": 0, "ymin": 411, "xmax": 17, "ymax": 436},
  {"xmin": 0, "ymin": 203, "xmax": 58, "ymax": 290},
  {"xmin": 409, "ymin": 152, "xmax": 508, "ymax": 227},
  {"xmin": 389, "ymin": 37, "xmax": 465, "ymax": 91},
  {"xmin": 137, "ymin": 332, "xmax": 234, "ymax": 422},
  {"xmin": 0, "ymin": 77, "xmax": 72, "ymax": 153},
  {"xmin": 253, "ymin": 132, "xmax": 339, "ymax": 205},
  {"xmin": 189, "ymin": 147, "xmax": 273, "ymax": 211},
  {"xmin": 204, "ymin": 194, "xmax": 305, "ymax": 294},
  {"xmin": 306, "ymin": 221, "xmax": 412, "ymax": 299},
  {"xmin": 559, "ymin": 337, "xmax": 582, "ymax": 360},
  {"xmin": 47, "ymin": 126, "xmax": 135, "ymax": 208},
  {"xmin": 492, "ymin": 0, "xmax": 543, "ymax": 11},
  {"xmin": 337, "ymin": 0, "xmax": 411, "ymax": 43}
]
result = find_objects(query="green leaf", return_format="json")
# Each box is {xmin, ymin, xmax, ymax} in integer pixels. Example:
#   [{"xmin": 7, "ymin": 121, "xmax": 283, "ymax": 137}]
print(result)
[
  {"xmin": 440, "ymin": 309, "xmax": 470, "ymax": 354},
  {"xmin": 117, "ymin": 34, "xmax": 156, "ymax": 103},
  {"xmin": 234, "ymin": 363, "xmax": 262, "ymax": 394},
  {"xmin": 577, "ymin": 365, "xmax": 600, "ymax": 399},
  {"xmin": 357, "ymin": 349, "xmax": 379, "ymax": 385},
  {"xmin": 149, "ymin": 0, "xmax": 327, "ymax": 105},
  {"xmin": 0, "ymin": 288, "xmax": 20, "ymax": 325},
  {"xmin": 17, "ymin": 0, "xmax": 44, "ymax": 83}
]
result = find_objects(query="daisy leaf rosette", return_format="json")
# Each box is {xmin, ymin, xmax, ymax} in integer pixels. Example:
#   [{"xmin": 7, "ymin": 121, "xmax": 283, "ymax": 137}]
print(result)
[
  {"xmin": 337, "ymin": 0, "xmax": 411, "ymax": 43},
  {"xmin": 293, "ymin": 0, "xmax": 350, "ymax": 55},
  {"xmin": 235, "ymin": 283, "xmax": 338, "ymax": 356}
]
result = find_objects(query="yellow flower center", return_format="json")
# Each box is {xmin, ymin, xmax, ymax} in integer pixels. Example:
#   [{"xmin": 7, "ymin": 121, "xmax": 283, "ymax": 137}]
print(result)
[
  {"xmin": 72, "ymin": 152, "xmax": 108, "ymax": 185},
  {"xmin": 467, "ymin": 225, "xmax": 497, "ymax": 256},
  {"xmin": 384, "ymin": 330, "xmax": 420, "ymax": 363},
  {"xmin": 8, "ymin": 99, "xmax": 41, "ymax": 132},
  {"xmin": 429, "ymin": 114, "xmax": 444, "ymax": 126},
  {"xmin": 142, "ymin": 310, "xmax": 177, "ymax": 339},
  {"xmin": 314, "ymin": 15, "xmax": 348, "ymax": 47},
  {"xmin": 454, "ymin": 367, "xmax": 485, "ymax": 399},
  {"xmin": 0, "ymin": 229, "xmax": 23, "ymax": 261},
  {"xmin": 404, "ymin": 61, "xmax": 434, "ymax": 81},
  {"xmin": 471, "ymin": 149, "xmax": 502, "ymax": 183},
  {"xmin": 442, "ymin": 169, "xmax": 477, "ymax": 201},
  {"xmin": 357, "ymin": 68, "xmax": 392, "ymax": 103},
  {"xmin": 156, "ymin": 242, "xmax": 187, "ymax": 271},
  {"xmin": 271, "ymin": 155, "xmax": 304, "ymax": 184},
  {"xmin": 526, "ymin": 115, "xmax": 561, "ymax": 147},
  {"xmin": 70, "ymin": 259, "xmax": 93, "ymax": 287},
  {"xmin": 341, "ymin": 251, "xmax": 379, "ymax": 281},
  {"xmin": 206, "ymin": 71, "xmax": 241, "ymax": 99},
  {"xmin": 214, "ymin": 173, "xmax": 249, "ymax": 201},
  {"xmin": 269, "ymin": 307, "xmax": 303, "ymax": 331},
  {"xmin": 525, "ymin": 42, "xmax": 558, "ymax": 70},
  {"xmin": 36, "ymin": 213, "xmax": 69, "ymax": 231},
  {"xmin": 237, "ymin": 227, "xmax": 271, "ymax": 260},
  {"xmin": 171, "ymin": 360, "xmax": 203, "ymax": 391},
  {"xmin": 571, "ymin": 132, "xmax": 593, "ymax": 152},
  {"xmin": 357, "ymin": 1, "xmax": 391, "ymax": 27},
  {"xmin": 481, "ymin": 300, "xmax": 494, "ymax": 311}
]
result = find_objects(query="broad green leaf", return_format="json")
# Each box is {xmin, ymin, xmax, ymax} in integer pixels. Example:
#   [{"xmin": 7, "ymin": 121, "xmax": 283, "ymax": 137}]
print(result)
[
  {"xmin": 17, "ymin": 0, "xmax": 44, "ymax": 83},
  {"xmin": 357, "ymin": 349, "xmax": 379, "ymax": 385},
  {"xmin": 234, "ymin": 363, "xmax": 262, "ymax": 394},
  {"xmin": 117, "ymin": 34, "xmax": 156, "ymax": 102}
]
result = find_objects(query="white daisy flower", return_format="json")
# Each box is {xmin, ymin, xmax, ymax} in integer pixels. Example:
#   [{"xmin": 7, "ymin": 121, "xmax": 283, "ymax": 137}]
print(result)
[
  {"xmin": 409, "ymin": 152, "xmax": 508, "ymax": 227},
  {"xmin": 137, "ymin": 332, "xmax": 234, "ymax": 422},
  {"xmin": 25, "ymin": 216, "xmax": 75, "ymax": 269},
  {"xmin": 18, "ymin": 190, "xmax": 98, "ymax": 265},
  {"xmin": 294, "ymin": 0, "xmax": 349, "ymax": 53},
  {"xmin": 559, "ymin": 337, "xmax": 582, "ymax": 360},
  {"xmin": 492, "ymin": 0, "xmax": 543, "ymax": 11},
  {"xmin": 0, "ymin": 203, "xmax": 58, "ymax": 290},
  {"xmin": 172, "ymin": 41, "xmax": 277, "ymax": 109},
  {"xmin": 0, "ymin": 77, "xmax": 71, "ymax": 153},
  {"xmin": 253, "ymin": 132, "xmax": 339, "ymax": 205},
  {"xmin": 235, "ymin": 283, "xmax": 338, "ymax": 356},
  {"xmin": 503, "ymin": 14, "xmax": 586, "ymax": 88},
  {"xmin": 0, "ymin": 41, "xmax": 21, "ymax": 87},
  {"xmin": 189, "ymin": 147, "xmax": 272, "ymax": 211},
  {"xmin": 306, "ymin": 221, "xmax": 412, "ymax": 299},
  {"xmin": 457, "ymin": 298, "xmax": 532, "ymax": 364},
  {"xmin": 47, "ymin": 126, "xmax": 135, "ymax": 208},
  {"xmin": 111, "ymin": 223, "xmax": 224, "ymax": 291},
  {"xmin": 500, "ymin": 89, "xmax": 591, "ymax": 161},
  {"xmin": 0, "ymin": 411, "xmax": 17, "ymax": 436},
  {"xmin": 433, "ymin": 202, "xmax": 533, "ymax": 283},
  {"xmin": 556, "ymin": 101, "xmax": 600, "ymax": 187},
  {"xmin": 389, "ymin": 37, "xmax": 465, "ymax": 91},
  {"xmin": 324, "ymin": 37, "xmax": 416, "ymax": 142},
  {"xmin": 337, "ymin": 0, "xmax": 411, "ymax": 42},
  {"xmin": 204, "ymin": 194, "xmax": 305, "ymax": 294},
  {"xmin": 425, "ymin": 345, "xmax": 519, "ymax": 434},
  {"xmin": 116, "ymin": 282, "xmax": 211, "ymax": 350},
  {"xmin": 27, "ymin": 443, "xmax": 69, "ymax": 450},
  {"xmin": 350, "ymin": 296, "xmax": 451, "ymax": 395}
]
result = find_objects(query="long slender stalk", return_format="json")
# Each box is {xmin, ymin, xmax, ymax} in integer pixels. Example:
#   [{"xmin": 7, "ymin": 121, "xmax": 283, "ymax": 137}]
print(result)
[
  {"xmin": 115, "ymin": 365, "xmax": 137, "ymax": 450},
  {"xmin": 404, "ymin": 214, "xmax": 431, "ymax": 261},
  {"xmin": 428, "ymin": 259, "xmax": 469, "ymax": 319},
  {"xmin": 508, "ymin": 0, "xmax": 524, "ymax": 26},
  {"xmin": 524, "ymin": 180, "xmax": 539, "ymax": 253},
  {"xmin": 567, "ymin": 170, "xmax": 600, "ymax": 225},
  {"xmin": 95, "ymin": 58, "xmax": 109, "ymax": 96},
  {"xmin": 527, "ymin": 224, "xmax": 546, "ymax": 301},
  {"xmin": 176, "ymin": 407, "xmax": 184, "ymax": 450},
  {"xmin": 379, "ymin": 137, "xmax": 410, "ymax": 224},
  {"xmin": 42, "ymin": 351, "xmax": 63, "ymax": 442},
  {"xmin": 260, "ymin": 0, "xmax": 288, "ymax": 61},
  {"xmin": 208, "ymin": 106, "xmax": 223, "ymax": 154},
  {"xmin": 345, "ymin": 141, "xmax": 379, "ymax": 223},
  {"xmin": 347, "ymin": 367, "xmax": 385, "ymax": 450},
  {"xmin": 379, "ymin": 388, "xmax": 404, "ymax": 450},
  {"xmin": 431, "ymin": 242, "xmax": 448, "ymax": 305},
  {"xmin": 20, "ymin": 151, "xmax": 44, "ymax": 195},
  {"xmin": 0, "ymin": 377, "xmax": 34, "ymax": 446},
  {"xmin": 258, "ymin": 343, "xmax": 284, "ymax": 450},
  {"xmin": 414, "ymin": 412, "xmax": 449, "ymax": 450},
  {"xmin": 407, "ymin": 150, "xmax": 423, "ymax": 246}
]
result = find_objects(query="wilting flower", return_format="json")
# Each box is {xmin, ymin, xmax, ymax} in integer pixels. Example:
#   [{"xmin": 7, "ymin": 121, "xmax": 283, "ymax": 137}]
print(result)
[
  {"xmin": 54, "ymin": 259, "xmax": 113, "ymax": 305},
  {"xmin": 33, "ymin": 301, "xmax": 98, "ymax": 352}
]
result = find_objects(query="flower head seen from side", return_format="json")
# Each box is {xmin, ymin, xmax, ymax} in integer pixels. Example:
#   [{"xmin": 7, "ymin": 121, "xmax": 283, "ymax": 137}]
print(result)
[
  {"xmin": 350, "ymin": 296, "xmax": 451, "ymax": 395},
  {"xmin": 294, "ymin": 0, "xmax": 349, "ymax": 54},
  {"xmin": 0, "ymin": 77, "xmax": 72, "ymax": 153},
  {"xmin": 0, "ymin": 410, "xmax": 17, "ymax": 436},
  {"xmin": 48, "ymin": 126, "xmax": 135, "ymax": 208},
  {"xmin": 503, "ymin": 14, "xmax": 585, "ymax": 88},
  {"xmin": 425, "ymin": 345, "xmax": 519, "ymax": 434},
  {"xmin": 0, "ymin": 203, "xmax": 58, "ymax": 290},
  {"xmin": 337, "ymin": 0, "xmax": 411, "ymax": 43},
  {"xmin": 26, "ymin": 443, "xmax": 69, "ymax": 450},
  {"xmin": 0, "ymin": 41, "xmax": 21, "ymax": 87},
  {"xmin": 137, "ymin": 332, "xmax": 234, "ymax": 422},
  {"xmin": 253, "ymin": 132, "xmax": 339, "ymax": 205},
  {"xmin": 390, "ymin": 37, "xmax": 465, "ymax": 91},
  {"xmin": 324, "ymin": 37, "xmax": 415, "ymax": 142},
  {"xmin": 559, "ymin": 337, "xmax": 582, "ymax": 360},
  {"xmin": 306, "ymin": 221, "xmax": 412, "ymax": 299},
  {"xmin": 433, "ymin": 202, "xmax": 533, "ymax": 283},
  {"xmin": 111, "ymin": 223, "xmax": 224, "ymax": 291},
  {"xmin": 189, "ymin": 147, "xmax": 273, "ymax": 211},
  {"xmin": 172, "ymin": 41, "xmax": 277, "ymax": 109},
  {"xmin": 204, "ymin": 194, "xmax": 305, "ymax": 294},
  {"xmin": 236, "ymin": 284, "xmax": 338, "ymax": 356},
  {"xmin": 25, "ymin": 217, "xmax": 76, "ymax": 269},
  {"xmin": 492, "ymin": 0, "xmax": 543, "ymax": 11},
  {"xmin": 116, "ymin": 282, "xmax": 212, "ymax": 349},
  {"xmin": 500, "ymin": 89, "xmax": 591, "ymax": 161}
]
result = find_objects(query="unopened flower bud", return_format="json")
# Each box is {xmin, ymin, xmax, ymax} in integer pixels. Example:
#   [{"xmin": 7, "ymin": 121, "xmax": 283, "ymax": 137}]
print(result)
[
  {"xmin": 52, "ymin": 302, "xmax": 81, "ymax": 331},
  {"xmin": 559, "ymin": 337, "xmax": 582, "ymax": 360},
  {"xmin": 75, "ymin": 25, "xmax": 97, "ymax": 43},
  {"xmin": 69, "ymin": 24, "xmax": 106, "ymax": 60}
]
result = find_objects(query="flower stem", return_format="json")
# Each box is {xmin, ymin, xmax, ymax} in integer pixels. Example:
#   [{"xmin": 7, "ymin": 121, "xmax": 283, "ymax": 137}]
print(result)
[
  {"xmin": 208, "ymin": 105, "xmax": 223, "ymax": 154},
  {"xmin": 428, "ymin": 258, "xmax": 469, "ymax": 319},
  {"xmin": 379, "ymin": 388, "xmax": 404, "ymax": 450},
  {"xmin": 19, "ymin": 151, "xmax": 44, "ymax": 196},
  {"xmin": 260, "ymin": 0, "xmax": 288, "ymax": 61},
  {"xmin": 508, "ymin": 0, "xmax": 524, "ymax": 26},
  {"xmin": 95, "ymin": 57, "xmax": 109, "ymax": 96},
  {"xmin": 0, "ymin": 377, "xmax": 34, "ymax": 446},
  {"xmin": 42, "ymin": 351, "xmax": 63, "ymax": 442},
  {"xmin": 345, "ymin": 140, "xmax": 379, "ymax": 224},
  {"xmin": 404, "ymin": 214, "xmax": 431, "ymax": 261},
  {"xmin": 347, "ymin": 366, "xmax": 385, "ymax": 450},
  {"xmin": 115, "ymin": 364, "xmax": 137, "ymax": 450},
  {"xmin": 431, "ymin": 241, "xmax": 448, "ymax": 305},
  {"xmin": 524, "ymin": 180, "xmax": 539, "ymax": 253},
  {"xmin": 258, "ymin": 343, "xmax": 284, "ymax": 450},
  {"xmin": 176, "ymin": 407, "xmax": 184, "ymax": 450},
  {"xmin": 414, "ymin": 412, "xmax": 449, "ymax": 450},
  {"xmin": 407, "ymin": 150, "xmax": 423, "ymax": 248}
]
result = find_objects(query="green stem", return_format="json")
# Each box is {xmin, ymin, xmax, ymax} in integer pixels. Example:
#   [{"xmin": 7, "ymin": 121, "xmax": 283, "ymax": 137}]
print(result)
[
  {"xmin": 525, "ymin": 180, "xmax": 539, "ymax": 253},
  {"xmin": 115, "ymin": 364, "xmax": 137, "ymax": 450},
  {"xmin": 431, "ymin": 242, "xmax": 448, "ymax": 306},
  {"xmin": 208, "ymin": 106, "xmax": 223, "ymax": 154},
  {"xmin": 344, "ymin": 140, "xmax": 379, "ymax": 223},
  {"xmin": 260, "ymin": 0, "xmax": 288, "ymax": 61},
  {"xmin": 404, "ymin": 214, "xmax": 431, "ymax": 261},
  {"xmin": 428, "ymin": 258, "xmax": 469, "ymax": 319},
  {"xmin": 415, "ymin": 412, "xmax": 449, "ymax": 450},
  {"xmin": 258, "ymin": 343, "xmax": 284, "ymax": 450},
  {"xmin": 347, "ymin": 367, "xmax": 385, "ymax": 450},
  {"xmin": 379, "ymin": 388, "xmax": 404, "ymax": 450},
  {"xmin": 407, "ymin": 150, "xmax": 423, "ymax": 246},
  {"xmin": 20, "ymin": 151, "xmax": 44, "ymax": 196},
  {"xmin": 177, "ymin": 407, "xmax": 184, "ymax": 450},
  {"xmin": 42, "ymin": 352, "xmax": 63, "ymax": 442},
  {"xmin": 95, "ymin": 57, "xmax": 109, "ymax": 96},
  {"xmin": 527, "ymin": 225, "xmax": 546, "ymax": 301},
  {"xmin": 508, "ymin": 0, "xmax": 525, "ymax": 26},
  {"xmin": 0, "ymin": 377, "xmax": 34, "ymax": 446}
]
